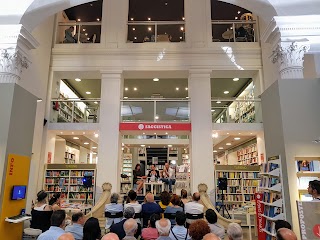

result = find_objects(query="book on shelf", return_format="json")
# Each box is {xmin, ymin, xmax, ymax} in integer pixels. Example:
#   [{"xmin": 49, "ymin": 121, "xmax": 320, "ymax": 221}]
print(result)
[{"xmin": 296, "ymin": 159, "xmax": 320, "ymax": 172}]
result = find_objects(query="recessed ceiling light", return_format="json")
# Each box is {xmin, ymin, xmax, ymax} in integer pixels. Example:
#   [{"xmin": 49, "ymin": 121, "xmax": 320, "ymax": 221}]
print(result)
[
  {"xmin": 73, "ymin": 137, "xmax": 79, "ymax": 140},
  {"xmin": 211, "ymin": 109, "xmax": 215, "ymax": 112},
  {"xmin": 216, "ymin": 101, "xmax": 221, "ymax": 104},
  {"xmin": 186, "ymin": 96, "xmax": 189, "ymax": 99},
  {"xmin": 84, "ymin": 142, "xmax": 89, "ymax": 145},
  {"xmin": 131, "ymin": 18, "xmax": 134, "ymax": 21},
  {"xmin": 165, "ymin": 132, "xmax": 168, "ymax": 135},
  {"xmin": 77, "ymin": 18, "xmax": 81, "ymax": 21},
  {"xmin": 238, "ymin": 133, "xmax": 241, "ymax": 134},
  {"xmin": 168, "ymin": 145, "xmax": 172, "ymax": 147},
  {"xmin": 92, "ymin": 152, "xmax": 97, "ymax": 155},
  {"xmin": 86, "ymin": 91, "xmax": 91, "ymax": 94},
  {"xmin": 125, "ymin": 87, "xmax": 128, "ymax": 91},
  {"xmin": 176, "ymin": 87, "xmax": 179, "ymax": 91},
  {"xmin": 133, "ymin": 87, "xmax": 137, "ymax": 91},
  {"xmin": 83, "ymin": 132, "xmax": 85, "ymax": 134},
  {"xmin": 165, "ymin": 2, "xmax": 168, "ymax": 5},
  {"xmin": 213, "ymin": 150, "xmax": 217, "ymax": 153},
  {"xmin": 143, "ymin": 132, "xmax": 145, "ymax": 135},
  {"xmin": 250, "ymin": 133, "xmax": 253, "ymax": 134},
  {"xmin": 87, "ymin": 38, "xmax": 90, "ymax": 40},
  {"xmin": 226, "ymin": 143, "xmax": 232, "ymax": 146},
  {"xmin": 182, "ymin": 17, "xmax": 185, "ymax": 20},
  {"xmin": 85, "ymin": 33, "xmax": 88, "ymax": 36},
  {"xmin": 72, "ymin": 132, "xmax": 74, "ymax": 134},
  {"xmin": 227, "ymin": 132, "xmax": 229, "ymax": 135},
  {"xmin": 75, "ymin": 78, "xmax": 81, "ymax": 82},
  {"xmin": 234, "ymin": 137, "xmax": 241, "ymax": 140},
  {"xmin": 238, "ymin": 11, "xmax": 241, "ymax": 14},
  {"xmin": 153, "ymin": 78, "xmax": 159, "ymax": 82},
  {"xmin": 60, "ymin": 132, "xmax": 63, "ymax": 134},
  {"xmin": 92, "ymin": 147, "xmax": 97, "ymax": 149},
  {"xmin": 94, "ymin": 133, "xmax": 99, "ymax": 138},
  {"xmin": 148, "ymin": 27, "xmax": 152, "ymax": 31},
  {"xmin": 94, "ymin": 101, "xmax": 98, "ymax": 104},
  {"xmin": 224, "ymin": 91, "xmax": 229, "ymax": 94},
  {"xmin": 155, "ymin": 116, "xmax": 159, "ymax": 120},
  {"xmin": 148, "ymin": 17, "xmax": 151, "ymax": 21},
  {"xmin": 97, "ymin": 18, "xmax": 100, "ymax": 21},
  {"xmin": 132, "ymin": 28, "xmax": 136, "ymax": 31},
  {"xmin": 235, "ymin": 17, "xmax": 238, "ymax": 20},
  {"xmin": 185, "ymin": 87, "xmax": 188, "ymax": 90},
  {"xmin": 123, "ymin": 97, "xmax": 128, "ymax": 99},
  {"xmin": 219, "ymin": 147, "xmax": 224, "ymax": 150},
  {"xmin": 82, "ymin": 29, "xmax": 86, "ymax": 32},
  {"xmin": 233, "ymin": 78, "xmax": 239, "ymax": 81},
  {"xmin": 141, "ymin": 145, "xmax": 145, "ymax": 147},
  {"xmin": 154, "ymin": 133, "xmax": 156, "ymax": 135},
  {"xmin": 134, "ymin": 37, "xmax": 137, "ymax": 40},
  {"xmin": 180, "ymin": 37, "xmax": 182, "ymax": 39}
]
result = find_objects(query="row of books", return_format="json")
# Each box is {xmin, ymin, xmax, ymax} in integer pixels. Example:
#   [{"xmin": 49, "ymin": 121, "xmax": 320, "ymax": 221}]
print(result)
[
  {"xmin": 243, "ymin": 187, "xmax": 257, "ymax": 193},
  {"xmin": 242, "ymin": 172, "xmax": 259, "ymax": 178},
  {"xmin": 264, "ymin": 205, "xmax": 282, "ymax": 218},
  {"xmin": 45, "ymin": 186, "xmax": 68, "ymax": 192},
  {"xmin": 46, "ymin": 171, "xmax": 69, "ymax": 177},
  {"xmin": 263, "ymin": 192, "xmax": 281, "ymax": 203},
  {"xmin": 217, "ymin": 186, "xmax": 241, "ymax": 193},
  {"xmin": 70, "ymin": 170, "xmax": 94, "ymax": 176},
  {"xmin": 239, "ymin": 158, "xmax": 259, "ymax": 165},
  {"xmin": 260, "ymin": 177, "xmax": 280, "ymax": 188},
  {"xmin": 45, "ymin": 178, "xmax": 70, "ymax": 184},
  {"xmin": 262, "ymin": 162, "xmax": 279, "ymax": 173},
  {"xmin": 237, "ymin": 152, "xmax": 258, "ymax": 161},
  {"xmin": 69, "ymin": 186, "xmax": 94, "ymax": 192},
  {"xmin": 296, "ymin": 160, "xmax": 320, "ymax": 172},
  {"xmin": 227, "ymin": 179, "xmax": 241, "ymax": 186},
  {"xmin": 69, "ymin": 193, "xmax": 93, "ymax": 199},
  {"xmin": 243, "ymin": 180, "xmax": 259, "ymax": 186},
  {"xmin": 237, "ymin": 144, "xmax": 257, "ymax": 156},
  {"xmin": 216, "ymin": 172, "xmax": 242, "ymax": 178},
  {"xmin": 217, "ymin": 194, "xmax": 243, "ymax": 201}
]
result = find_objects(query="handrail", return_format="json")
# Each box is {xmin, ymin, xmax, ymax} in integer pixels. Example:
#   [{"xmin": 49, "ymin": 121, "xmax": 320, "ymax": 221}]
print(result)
[
  {"xmin": 58, "ymin": 21, "xmax": 101, "ymax": 26},
  {"xmin": 51, "ymin": 98, "xmax": 101, "ymax": 102},
  {"xmin": 128, "ymin": 20, "xmax": 185, "ymax": 25},
  {"xmin": 211, "ymin": 20, "xmax": 256, "ymax": 24},
  {"xmin": 121, "ymin": 98, "xmax": 190, "ymax": 102},
  {"xmin": 211, "ymin": 98, "xmax": 261, "ymax": 102}
]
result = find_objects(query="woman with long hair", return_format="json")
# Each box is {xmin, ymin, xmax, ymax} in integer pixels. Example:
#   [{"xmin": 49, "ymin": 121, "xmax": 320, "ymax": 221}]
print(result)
[
  {"xmin": 48, "ymin": 192, "xmax": 61, "ymax": 211},
  {"xmin": 34, "ymin": 190, "xmax": 52, "ymax": 211},
  {"xmin": 133, "ymin": 163, "xmax": 146, "ymax": 193},
  {"xmin": 83, "ymin": 217, "xmax": 101, "ymax": 240}
]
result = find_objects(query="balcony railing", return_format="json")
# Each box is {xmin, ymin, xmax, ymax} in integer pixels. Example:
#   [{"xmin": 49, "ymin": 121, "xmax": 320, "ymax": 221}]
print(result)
[
  {"xmin": 211, "ymin": 20, "xmax": 257, "ymax": 42},
  {"xmin": 56, "ymin": 22, "xmax": 101, "ymax": 44},
  {"xmin": 50, "ymin": 99, "xmax": 100, "ymax": 123},
  {"xmin": 127, "ymin": 21, "xmax": 186, "ymax": 43},
  {"xmin": 121, "ymin": 99, "xmax": 190, "ymax": 122},
  {"xmin": 211, "ymin": 98, "xmax": 262, "ymax": 123}
]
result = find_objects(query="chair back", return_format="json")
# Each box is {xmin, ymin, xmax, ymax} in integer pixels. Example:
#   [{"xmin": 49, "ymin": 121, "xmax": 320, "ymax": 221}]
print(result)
[
  {"xmin": 133, "ymin": 212, "xmax": 141, "ymax": 219},
  {"xmin": 164, "ymin": 212, "xmax": 176, "ymax": 220},
  {"xmin": 30, "ymin": 209, "xmax": 53, "ymax": 232},
  {"xmin": 105, "ymin": 211, "xmax": 123, "ymax": 218},
  {"xmin": 186, "ymin": 213, "xmax": 204, "ymax": 220}
]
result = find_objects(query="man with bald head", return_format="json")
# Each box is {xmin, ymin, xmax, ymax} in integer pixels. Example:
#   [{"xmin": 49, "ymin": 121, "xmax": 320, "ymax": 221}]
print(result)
[
  {"xmin": 141, "ymin": 193, "xmax": 163, "ymax": 227},
  {"xmin": 156, "ymin": 218, "xmax": 171, "ymax": 240},
  {"xmin": 184, "ymin": 192, "xmax": 204, "ymax": 224},
  {"xmin": 101, "ymin": 233, "xmax": 119, "ymax": 240},
  {"xmin": 203, "ymin": 233, "xmax": 221, "ymax": 240},
  {"xmin": 123, "ymin": 218, "xmax": 138, "ymax": 240},
  {"xmin": 57, "ymin": 233, "xmax": 75, "ymax": 240},
  {"xmin": 277, "ymin": 228, "xmax": 297, "ymax": 240}
]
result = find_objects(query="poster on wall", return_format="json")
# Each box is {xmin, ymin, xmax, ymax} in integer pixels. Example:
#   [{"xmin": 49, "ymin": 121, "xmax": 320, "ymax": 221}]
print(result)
[
  {"xmin": 255, "ymin": 193, "xmax": 267, "ymax": 240},
  {"xmin": 297, "ymin": 201, "xmax": 320, "ymax": 239}
]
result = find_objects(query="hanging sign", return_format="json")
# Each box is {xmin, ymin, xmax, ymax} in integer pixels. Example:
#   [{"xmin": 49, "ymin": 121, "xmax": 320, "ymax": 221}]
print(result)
[{"xmin": 255, "ymin": 193, "xmax": 267, "ymax": 240}]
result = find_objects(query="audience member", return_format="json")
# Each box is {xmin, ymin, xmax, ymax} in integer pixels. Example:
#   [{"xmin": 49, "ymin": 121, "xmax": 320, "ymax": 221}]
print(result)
[
  {"xmin": 308, "ymin": 180, "xmax": 320, "ymax": 201},
  {"xmin": 275, "ymin": 220, "xmax": 292, "ymax": 232},
  {"xmin": 205, "ymin": 209, "xmax": 225, "ymax": 239},
  {"xmin": 124, "ymin": 190, "xmax": 142, "ymax": 223},
  {"xmin": 123, "ymin": 218, "xmax": 138, "ymax": 240},
  {"xmin": 180, "ymin": 189, "xmax": 189, "ymax": 209},
  {"xmin": 160, "ymin": 163, "xmax": 176, "ymax": 192},
  {"xmin": 101, "ymin": 233, "xmax": 120, "ymax": 240},
  {"xmin": 49, "ymin": 192, "xmax": 61, "ymax": 211},
  {"xmin": 276, "ymin": 228, "xmax": 297, "ymax": 240},
  {"xmin": 34, "ymin": 190, "xmax": 52, "ymax": 211},
  {"xmin": 57, "ymin": 233, "xmax": 75, "ymax": 240},
  {"xmin": 159, "ymin": 191, "xmax": 173, "ymax": 211},
  {"xmin": 110, "ymin": 207, "xmax": 142, "ymax": 239},
  {"xmin": 184, "ymin": 192, "xmax": 204, "ymax": 224},
  {"xmin": 64, "ymin": 26, "xmax": 75, "ymax": 43},
  {"xmin": 65, "ymin": 212, "xmax": 85, "ymax": 240},
  {"xmin": 227, "ymin": 223, "xmax": 243, "ymax": 240},
  {"xmin": 141, "ymin": 213, "xmax": 160, "ymax": 240},
  {"xmin": 169, "ymin": 211, "xmax": 191, "ymax": 240},
  {"xmin": 188, "ymin": 220, "xmax": 210, "ymax": 240},
  {"xmin": 38, "ymin": 210, "xmax": 66, "ymax": 240},
  {"xmin": 133, "ymin": 164, "xmax": 146, "ymax": 193},
  {"xmin": 142, "ymin": 193, "xmax": 163, "ymax": 227},
  {"xmin": 83, "ymin": 217, "xmax": 101, "ymax": 240},
  {"xmin": 105, "ymin": 192, "xmax": 123, "ymax": 229},
  {"xmin": 203, "ymin": 233, "xmax": 221, "ymax": 240},
  {"xmin": 156, "ymin": 218, "xmax": 172, "ymax": 240},
  {"xmin": 165, "ymin": 195, "xmax": 183, "ymax": 225}
]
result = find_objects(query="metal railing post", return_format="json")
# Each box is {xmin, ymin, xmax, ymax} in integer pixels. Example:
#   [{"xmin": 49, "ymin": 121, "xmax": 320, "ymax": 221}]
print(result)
[
  {"xmin": 77, "ymin": 24, "xmax": 81, "ymax": 43},
  {"xmin": 155, "ymin": 23, "xmax": 158, "ymax": 42},
  {"xmin": 233, "ymin": 23, "xmax": 236, "ymax": 42},
  {"xmin": 154, "ymin": 100, "xmax": 157, "ymax": 122}
]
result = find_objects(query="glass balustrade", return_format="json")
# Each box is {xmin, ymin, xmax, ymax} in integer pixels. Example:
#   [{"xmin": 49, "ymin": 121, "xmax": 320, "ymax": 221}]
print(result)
[
  {"xmin": 51, "ymin": 99, "xmax": 100, "ymax": 123},
  {"xmin": 56, "ymin": 22, "xmax": 101, "ymax": 44},
  {"xmin": 211, "ymin": 20, "xmax": 257, "ymax": 42},
  {"xmin": 127, "ymin": 21, "xmax": 185, "ymax": 43},
  {"xmin": 211, "ymin": 99, "xmax": 262, "ymax": 123}
]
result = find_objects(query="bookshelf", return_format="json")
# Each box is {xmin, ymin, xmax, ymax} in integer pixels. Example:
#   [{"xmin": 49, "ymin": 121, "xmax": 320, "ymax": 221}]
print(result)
[
  {"xmin": 146, "ymin": 148, "xmax": 168, "ymax": 172},
  {"xmin": 168, "ymin": 147, "xmax": 178, "ymax": 164},
  {"xmin": 121, "ymin": 153, "xmax": 133, "ymax": 194},
  {"xmin": 215, "ymin": 165, "xmax": 260, "ymax": 210},
  {"xmin": 56, "ymin": 93, "xmax": 85, "ymax": 123},
  {"xmin": 234, "ymin": 90, "xmax": 255, "ymax": 123},
  {"xmin": 237, "ymin": 143, "xmax": 258, "ymax": 165},
  {"xmin": 44, "ymin": 164, "xmax": 96, "ymax": 204},
  {"xmin": 259, "ymin": 155, "xmax": 285, "ymax": 239},
  {"xmin": 295, "ymin": 157, "xmax": 320, "ymax": 201}
]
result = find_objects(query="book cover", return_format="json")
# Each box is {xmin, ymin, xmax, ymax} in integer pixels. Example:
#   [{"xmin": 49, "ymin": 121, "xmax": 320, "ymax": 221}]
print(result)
[{"xmin": 297, "ymin": 160, "xmax": 311, "ymax": 171}]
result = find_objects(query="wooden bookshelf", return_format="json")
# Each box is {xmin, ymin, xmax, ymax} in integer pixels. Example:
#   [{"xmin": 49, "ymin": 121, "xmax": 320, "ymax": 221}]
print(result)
[
  {"xmin": 237, "ymin": 143, "xmax": 258, "ymax": 165},
  {"xmin": 121, "ymin": 153, "xmax": 132, "ymax": 194}
]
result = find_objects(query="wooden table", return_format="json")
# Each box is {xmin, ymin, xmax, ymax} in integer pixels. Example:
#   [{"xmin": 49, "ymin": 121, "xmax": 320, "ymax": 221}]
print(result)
[{"xmin": 143, "ymin": 182, "xmax": 164, "ymax": 195}]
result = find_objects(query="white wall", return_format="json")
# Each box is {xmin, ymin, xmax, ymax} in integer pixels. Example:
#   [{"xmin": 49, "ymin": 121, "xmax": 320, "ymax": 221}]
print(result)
[
  {"xmin": 54, "ymin": 139, "xmax": 66, "ymax": 163},
  {"xmin": 227, "ymin": 151, "xmax": 238, "ymax": 165}
]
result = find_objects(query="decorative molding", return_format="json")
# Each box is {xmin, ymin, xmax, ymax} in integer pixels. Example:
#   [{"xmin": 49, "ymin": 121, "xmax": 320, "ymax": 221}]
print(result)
[{"xmin": 271, "ymin": 42, "xmax": 310, "ymax": 79}]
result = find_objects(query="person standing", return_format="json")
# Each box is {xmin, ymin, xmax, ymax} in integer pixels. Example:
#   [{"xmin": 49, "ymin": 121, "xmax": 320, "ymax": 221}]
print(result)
[{"xmin": 161, "ymin": 163, "xmax": 176, "ymax": 193}]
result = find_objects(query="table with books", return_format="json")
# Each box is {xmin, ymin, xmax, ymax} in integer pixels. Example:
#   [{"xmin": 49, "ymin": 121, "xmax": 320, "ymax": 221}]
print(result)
[
  {"xmin": 231, "ymin": 205, "xmax": 257, "ymax": 240},
  {"xmin": 60, "ymin": 203, "xmax": 92, "ymax": 215}
]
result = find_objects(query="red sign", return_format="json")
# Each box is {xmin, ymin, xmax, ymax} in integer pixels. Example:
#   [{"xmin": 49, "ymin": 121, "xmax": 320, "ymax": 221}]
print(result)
[
  {"xmin": 47, "ymin": 152, "xmax": 52, "ymax": 164},
  {"xmin": 313, "ymin": 224, "xmax": 320, "ymax": 238},
  {"xmin": 255, "ymin": 193, "xmax": 266, "ymax": 240},
  {"xmin": 119, "ymin": 123, "xmax": 191, "ymax": 131}
]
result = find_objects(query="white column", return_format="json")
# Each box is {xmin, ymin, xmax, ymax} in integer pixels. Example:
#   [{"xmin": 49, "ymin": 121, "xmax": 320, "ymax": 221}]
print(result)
[
  {"xmin": 97, "ymin": 70, "xmax": 123, "ymax": 195},
  {"xmin": 188, "ymin": 70, "xmax": 214, "ymax": 193}
]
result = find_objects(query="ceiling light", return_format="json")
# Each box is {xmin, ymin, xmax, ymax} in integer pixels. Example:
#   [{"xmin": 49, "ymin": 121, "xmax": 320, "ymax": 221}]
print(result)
[
  {"xmin": 94, "ymin": 101, "xmax": 98, "ymax": 104},
  {"xmin": 148, "ymin": 18, "xmax": 151, "ymax": 21},
  {"xmin": 154, "ymin": 133, "xmax": 156, "ymax": 135},
  {"xmin": 238, "ymin": 11, "xmax": 241, "ymax": 14},
  {"xmin": 60, "ymin": 132, "xmax": 63, "ymax": 134},
  {"xmin": 219, "ymin": 147, "xmax": 224, "ymax": 150},
  {"xmin": 180, "ymin": 27, "xmax": 184, "ymax": 31},
  {"xmin": 176, "ymin": 87, "xmax": 179, "ymax": 91},
  {"xmin": 130, "ymin": 18, "xmax": 134, "ymax": 21},
  {"xmin": 143, "ymin": 133, "xmax": 145, "ymax": 135},
  {"xmin": 165, "ymin": 2, "xmax": 168, "ymax": 5},
  {"xmin": 250, "ymin": 133, "xmax": 253, "ymax": 134},
  {"xmin": 234, "ymin": 137, "xmax": 241, "ymax": 140},
  {"xmin": 123, "ymin": 97, "xmax": 128, "ymax": 99},
  {"xmin": 75, "ymin": 78, "xmax": 81, "ymax": 82},
  {"xmin": 153, "ymin": 78, "xmax": 159, "ymax": 82},
  {"xmin": 211, "ymin": 109, "xmax": 215, "ymax": 112},
  {"xmin": 227, "ymin": 133, "xmax": 229, "ymax": 135},
  {"xmin": 238, "ymin": 133, "xmax": 241, "ymax": 134},
  {"xmin": 134, "ymin": 37, "xmax": 137, "ymax": 40},
  {"xmin": 92, "ymin": 147, "xmax": 97, "ymax": 149},
  {"xmin": 85, "ymin": 33, "xmax": 88, "ymax": 36},
  {"xmin": 155, "ymin": 116, "xmax": 159, "ymax": 120},
  {"xmin": 216, "ymin": 101, "xmax": 221, "ymax": 104},
  {"xmin": 125, "ymin": 87, "xmax": 128, "ymax": 91},
  {"xmin": 82, "ymin": 29, "xmax": 86, "ymax": 31},
  {"xmin": 212, "ymin": 133, "xmax": 219, "ymax": 138},
  {"xmin": 122, "ymin": 147, "xmax": 124, "ymax": 151},
  {"xmin": 97, "ymin": 18, "xmax": 100, "ymax": 21},
  {"xmin": 84, "ymin": 142, "xmax": 89, "ymax": 145},
  {"xmin": 182, "ymin": 17, "xmax": 185, "ymax": 20},
  {"xmin": 168, "ymin": 145, "xmax": 172, "ymax": 147},
  {"xmin": 213, "ymin": 150, "xmax": 218, "ymax": 153},
  {"xmin": 92, "ymin": 152, "xmax": 97, "ymax": 155},
  {"xmin": 94, "ymin": 133, "xmax": 99, "ymax": 138},
  {"xmin": 72, "ymin": 132, "xmax": 74, "ymax": 134},
  {"xmin": 224, "ymin": 91, "xmax": 229, "ymax": 94},
  {"xmin": 86, "ymin": 91, "xmax": 91, "ymax": 94},
  {"xmin": 186, "ymin": 96, "xmax": 189, "ymax": 99},
  {"xmin": 185, "ymin": 87, "xmax": 188, "ymax": 90},
  {"xmin": 132, "ymin": 28, "xmax": 136, "ymax": 31},
  {"xmin": 226, "ymin": 143, "xmax": 232, "ymax": 146},
  {"xmin": 233, "ymin": 78, "xmax": 239, "ymax": 81},
  {"xmin": 73, "ymin": 137, "xmax": 79, "ymax": 140},
  {"xmin": 37, "ymin": 98, "xmax": 43, "ymax": 102},
  {"xmin": 148, "ymin": 27, "xmax": 152, "ymax": 31},
  {"xmin": 141, "ymin": 145, "xmax": 145, "ymax": 147},
  {"xmin": 180, "ymin": 37, "xmax": 182, "ymax": 39},
  {"xmin": 165, "ymin": 132, "xmax": 168, "ymax": 135},
  {"xmin": 235, "ymin": 17, "xmax": 238, "ymax": 20},
  {"xmin": 87, "ymin": 38, "xmax": 90, "ymax": 40},
  {"xmin": 133, "ymin": 87, "xmax": 137, "ymax": 91},
  {"xmin": 83, "ymin": 132, "xmax": 85, "ymax": 134},
  {"xmin": 77, "ymin": 18, "xmax": 81, "ymax": 21}
]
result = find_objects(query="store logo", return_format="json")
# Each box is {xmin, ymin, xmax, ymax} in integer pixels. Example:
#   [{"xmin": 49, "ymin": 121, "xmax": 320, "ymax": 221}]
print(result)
[
  {"xmin": 9, "ymin": 158, "xmax": 14, "ymax": 175},
  {"xmin": 256, "ymin": 194, "xmax": 261, "ymax": 200},
  {"xmin": 138, "ymin": 124, "xmax": 145, "ymax": 130}
]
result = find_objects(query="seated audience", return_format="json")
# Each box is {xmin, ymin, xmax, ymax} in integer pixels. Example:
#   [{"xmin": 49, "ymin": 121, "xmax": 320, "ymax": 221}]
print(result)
[
  {"xmin": 31, "ymin": 190, "xmax": 53, "ymax": 232},
  {"xmin": 123, "ymin": 218, "xmax": 138, "ymax": 240},
  {"xmin": 165, "ymin": 195, "xmax": 183, "ymax": 225},
  {"xmin": 180, "ymin": 189, "xmax": 189, "ymax": 209},
  {"xmin": 57, "ymin": 233, "xmax": 75, "ymax": 240},
  {"xmin": 205, "ymin": 209, "xmax": 225, "ymax": 239},
  {"xmin": 65, "ymin": 212, "xmax": 86, "ymax": 240},
  {"xmin": 142, "ymin": 193, "xmax": 163, "ymax": 227},
  {"xmin": 159, "ymin": 191, "xmax": 173, "ymax": 211},
  {"xmin": 156, "ymin": 218, "xmax": 172, "ymax": 240},
  {"xmin": 34, "ymin": 190, "xmax": 52, "ymax": 211},
  {"xmin": 188, "ymin": 220, "xmax": 211, "ymax": 240},
  {"xmin": 49, "ymin": 192, "xmax": 61, "ymax": 211},
  {"xmin": 141, "ymin": 213, "xmax": 160, "ymax": 240},
  {"xmin": 83, "ymin": 217, "xmax": 101, "ymax": 240},
  {"xmin": 169, "ymin": 211, "xmax": 191, "ymax": 240},
  {"xmin": 227, "ymin": 223, "xmax": 243, "ymax": 240},
  {"xmin": 308, "ymin": 180, "xmax": 320, "ymax": 201},
  {"xmin": 124, "ymin": 190, "xmax": 142, "ymax": 223},
  {"xmin": 203, "ymin": 233, "xmax": 221, "ymax": 240},
  {"xmin": 105, "ymin": 192, "xmax": 123, "ymax": 229},
  {"xmin": 101, "ymin": 233, "xmax": 120, "ymax": 240},
  {"xmin": 110, "ymin": 207, "xmax": 142, "ymax": 240},
  {"xmin": 276, "ymin": 228, "xmax": 297, "ymax": 240},
  {"xmin": 275, "ymin": 220, "xmax": 292, "ymax": 232},
  {"xmin": 38, "ymin": 210, "xmax": 66, "ymax": 240},
  {"xmin": 184, "ymin": 192, "xmax": 204, "ymax": 224}
]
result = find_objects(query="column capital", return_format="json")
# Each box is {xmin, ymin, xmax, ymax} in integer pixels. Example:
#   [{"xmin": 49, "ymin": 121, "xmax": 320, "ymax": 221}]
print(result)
[
  {"xmin": 100, "ymin": 69, "xmax": 123, "ymax": 79},
  {"xmin": 188, "ymin": 69, "xmax": 212, "ymax": 77}
]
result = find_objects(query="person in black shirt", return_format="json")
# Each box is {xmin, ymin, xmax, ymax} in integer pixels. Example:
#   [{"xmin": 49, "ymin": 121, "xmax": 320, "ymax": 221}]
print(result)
[{"xmin": 133, "ymin": 164, "xmax": 146, "ymax": 193}]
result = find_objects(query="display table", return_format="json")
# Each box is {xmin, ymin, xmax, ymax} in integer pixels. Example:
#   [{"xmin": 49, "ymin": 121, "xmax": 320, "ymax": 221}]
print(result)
[
  {"xmin": 143, "ymin": 182, "xmax": 164, "ymax": 195},
  {"xmin": 61, "ymin": 203, "xmax": 92, "ymax": 215},
  {"xmin": 231, "ymin": 206, "xmax": 257, "ymax": 240},
  {"xmin": 5, "ymin": 215, "xmax": 31, "ymax": 223}
]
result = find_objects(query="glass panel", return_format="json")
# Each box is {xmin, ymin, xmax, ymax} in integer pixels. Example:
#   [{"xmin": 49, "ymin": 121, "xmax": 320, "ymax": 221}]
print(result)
[
  {"xmin": 127, "ymin": 24, "xmax": 156, "ymax": 43},
  {"xmin": 156, "ymin": 101, "xmax": 190, "ymax": 122},
  {"xmin": 157, "ymin": 24, "xmax": 185, "ymax": 42},
  {"xmin": 121, "ymin": 101, "xmax": 154, "ymax": 122}
]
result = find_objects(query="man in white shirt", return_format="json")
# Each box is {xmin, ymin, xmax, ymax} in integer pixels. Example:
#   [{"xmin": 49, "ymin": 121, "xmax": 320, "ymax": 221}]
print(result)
[
  {"xmin": 184, "ymin": 192, "xmax": 204, "ymax": 224},
  {"xmin": 308, "ymin": 180, "xmax": 320, "ymax": 201},
  {"xmin": 161, "ymin": 163, "xmax": 176, "ymax": 192}
]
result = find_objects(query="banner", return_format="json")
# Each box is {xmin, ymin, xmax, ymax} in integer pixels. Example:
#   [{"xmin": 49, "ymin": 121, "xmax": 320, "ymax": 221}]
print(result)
[
  {"xmin": 119, "ymin": 122, "xmax": 191, "ymax": 131},
  {"xmin": 255, "ymin": 193, "xmax": 267, "ymax": 240},
  {"xmin": 297, "ymin": 201, "xmax": 320, "ymax": 239}
]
